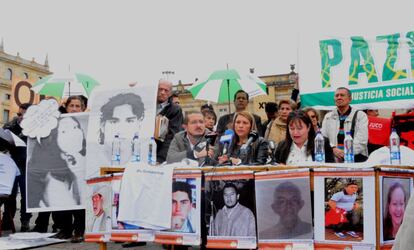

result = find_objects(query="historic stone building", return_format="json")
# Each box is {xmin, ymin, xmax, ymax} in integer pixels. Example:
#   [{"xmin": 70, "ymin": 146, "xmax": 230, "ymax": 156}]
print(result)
[
  {"xmin": 172, "ymin": 66, "xmax": 298, "ymax": 120},
  {"xmin": 0, "ymin": 40, "xmax": 51, "ymax": 126}
]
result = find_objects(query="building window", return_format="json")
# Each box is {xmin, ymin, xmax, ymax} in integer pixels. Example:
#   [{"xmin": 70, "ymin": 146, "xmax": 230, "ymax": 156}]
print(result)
[
  {"xmin": 3, "ymin": 109, "xmax": 10, "ymax": 123},
  {"xmin": 5, "ymin": 94, "xmax": 11, "ymax": 100},
  {"xmin": 5, "ymin": 68, "xmax": 12, "ymax": 80},
  {"xmin": 24, "ymin": 72, "xmax": 29, "ymax": 79}
]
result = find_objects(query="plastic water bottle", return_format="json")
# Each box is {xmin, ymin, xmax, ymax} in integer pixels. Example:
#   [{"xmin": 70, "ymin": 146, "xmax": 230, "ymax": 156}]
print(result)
[
  {"xmin": 314, "ymin": 130, "xmax": 325, "ymax": 162},
  {"xmin": 111, "ymin": 134, "xmax": 121, "ymax": 165},
  {"xmin": 131, "ymin": 133, "xmax": 141, "ymax": 163},
  {"xmin": 389, "ymin": 128, "xmax": 401, "ymax": 165},
  {"xmin": 148, "ymin": 137, "xmax": 157, "ymax": 165},
  {"xmin": 344, "ymin": 131, "xmax": 354, "ymax": 163}
]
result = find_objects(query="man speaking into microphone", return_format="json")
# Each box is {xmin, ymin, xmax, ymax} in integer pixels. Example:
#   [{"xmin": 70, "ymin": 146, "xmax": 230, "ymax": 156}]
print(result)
[
  {"xmin": 167, "ymin": 111, "xmax": 217, "ymax": 166},
  {"xmin": 216, "ymin": 111, "xmax": 268, "ymax": 166}
]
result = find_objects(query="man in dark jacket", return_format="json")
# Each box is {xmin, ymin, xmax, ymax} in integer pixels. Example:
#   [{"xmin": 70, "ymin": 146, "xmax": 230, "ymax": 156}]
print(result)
[
  {"xmin": 167, "ymin": 111, "xmax": 216, "ymax": 166},
  {"xmin": 216, "ymin": 90, "xmax": 262, "ymax": 136},
  {"xmin": 156, "ymin": 79, "xmax": 183, "ymax": 163},
  {"xmin": 2, "ymin": 103, "xmax": 32, "ymax": 232}
]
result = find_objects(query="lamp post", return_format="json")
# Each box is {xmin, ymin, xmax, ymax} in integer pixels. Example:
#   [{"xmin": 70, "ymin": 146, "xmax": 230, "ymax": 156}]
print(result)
[{"xmin": 162, "ymin": 70, "xmax": 175, "ymax": 80}]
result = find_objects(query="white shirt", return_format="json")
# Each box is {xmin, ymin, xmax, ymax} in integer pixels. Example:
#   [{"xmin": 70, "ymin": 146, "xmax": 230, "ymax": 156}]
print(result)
[
  {"xmin": 0, "ymin": 152, "xmax": 20, "ymax": 195},
  {"xmin": 286, "ymin": 141, "xmax": 313, "ymax": 165}
]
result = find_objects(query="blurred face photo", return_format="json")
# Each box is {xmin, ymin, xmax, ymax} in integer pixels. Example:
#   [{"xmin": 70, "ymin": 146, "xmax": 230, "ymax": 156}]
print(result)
[
  {"xmin": 234, "ymin": 92, "xmax": 248, "ymax": 111},
  {"xmin": 279, "ymin": 103, "xmax": 292, "ymax": 122},
  {"xmin": 57, "ymin": 117, "xmax": 84, "ymax": 155},
  {"xmin": 171, "ymin": 191, "xmax": 192, "ymax": 230},
  {"xmin": 234, "ymin": 115, "xmax": 251, "ymax": 139},
  {"xmin": 388, "ymin": 187, "xmax": 405, "ymax": 226},
  {"xmin": 92, "ymin": 193, "xmax": 104, "ymax": 216},
  {"xmin": 223, "ymin": 186, "xmax": 239, "ymax": 208},
  {"xmin": 66, "ymin": 99, "xmax": 83, "ymax": 113},
  {"xmin": 289, "ymin": 119, "xmax": 310, "ymax": 147},
  {"xmin": 186, "ymin": 113, "xmax": 205, "ymax": 137},
  {"xmin": 272, "ymin": 189, "xmax": 303, "ymax": 228},
  {"xmin": 157, "ymin": 81, "xmax": 172, "ymax": 103},
  {"xmin": 102, "ymin": 104, "xmax": 141, "ymax": 162},
  {"xmin": 345, "ymin": 184, "xmax": 359, "ymax": 195}
]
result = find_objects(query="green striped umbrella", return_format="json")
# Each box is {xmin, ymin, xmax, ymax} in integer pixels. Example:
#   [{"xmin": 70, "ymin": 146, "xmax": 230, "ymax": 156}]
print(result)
[
  {"xmin": 189, "ymin": 69, "xmax": 267, "ymax": 112},
  {"xmin": 31, "ymin": 73, "xmax": 99, "ymax": 98}
]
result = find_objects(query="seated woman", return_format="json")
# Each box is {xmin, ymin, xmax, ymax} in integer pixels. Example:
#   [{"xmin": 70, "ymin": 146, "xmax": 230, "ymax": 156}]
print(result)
[
  {"xmin": 274, "ymin": 110, "xmax": 335, "ymax": 164},
  {"xmin": 216, "ymin": 111, "xmax": 268, "ymax": 165}
]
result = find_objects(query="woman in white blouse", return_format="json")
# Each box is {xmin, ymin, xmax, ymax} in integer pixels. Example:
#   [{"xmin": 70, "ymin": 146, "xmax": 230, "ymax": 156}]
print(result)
[{"xmin": 274, "ymin": 110, "xmax": 335, "ymax": 164}]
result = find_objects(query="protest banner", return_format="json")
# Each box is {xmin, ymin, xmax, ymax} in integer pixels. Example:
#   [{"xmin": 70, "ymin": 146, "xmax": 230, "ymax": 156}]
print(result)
[
  {"xmin": 255, "ymin": 169, "xmax": 313, "ymax": 249},
  {"xmin": 299, "ymin": 30, "xmax": 414, "ymax": 110},
  {"xmin": 26, "ymin": 112, "xmax": 88, "ymax": 212},
  {"xmin": 313, "ymin": 168, "xmax": 376, "ymax": 249}
]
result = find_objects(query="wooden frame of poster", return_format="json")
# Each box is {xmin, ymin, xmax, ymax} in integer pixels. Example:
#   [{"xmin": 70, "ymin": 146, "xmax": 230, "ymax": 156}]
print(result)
[
  {"xmin": 255, "ymin": 168, "xmax": 314, "ymax": 250},
  {"xmin": 377, "ymin": 167, "xmax": 414, "ymax": 250},
  {"xmin": 204, "ymin": 170, "xmax": 257, "ymax": 249},
  {"xmin": 154, "ymin": 169, "xmax": 203, "ymax": 246},
  {"xmin": 313, "ymin": 168, "xmax": 376, "ymax": 250},
  {"xmin": 84, "ymin": 176, "xmax": 114, "ymax": 244}
]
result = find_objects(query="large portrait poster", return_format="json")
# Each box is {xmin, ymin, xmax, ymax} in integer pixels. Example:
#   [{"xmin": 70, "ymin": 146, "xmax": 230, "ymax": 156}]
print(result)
[
  {"xmin": 299, "ymin": 30, "xmax": 414, "ymax": 110},
  {"xmin": 379, "ymin": 168, "xmax": 414, "ymax": 246},
  {"xmin": 26, "ymin": 112, "xmax": 89, "ymax": 212},
  {"xmin": 84, "ymin": 176, "xmax": 112, "ymax": 242},
  {"xmin": 255, "ymin": 169, "xmax": 313, "ymax": 249},
  {"xmin": 313, "ymin": 168, "xmax": 376, "ymax": 248},
  {"xmin": 205, "ymin": 171, "xmax": 256, "ymax": 249},
  {"xmin": 155, "ymin": 170, "xmax": 202, "ymax": 246},
  {"xmin": 86, "ymin": 85, "xmax": 157, "ymax": 178}
]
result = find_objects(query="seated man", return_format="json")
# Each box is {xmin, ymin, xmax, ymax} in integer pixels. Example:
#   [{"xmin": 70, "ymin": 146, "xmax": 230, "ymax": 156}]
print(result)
[{"xmin": 166, "ymin": 111, "xmax": 216, "ymax": 166}]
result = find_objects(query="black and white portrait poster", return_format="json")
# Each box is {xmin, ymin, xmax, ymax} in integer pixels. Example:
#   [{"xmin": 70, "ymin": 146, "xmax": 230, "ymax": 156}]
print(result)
[
  {"xmin": 26, "ymin": 112, "xmax": 89, "ymax": 212},
  {"xmin": 255, "ymin": 169, "xmax": 313, "ymax": 248},
  {"xmin": 86, "ymin": 85, "xmax": 157, "ymax": 178},
  {"xmin": 155, "ymin": 170, "xmax": 202, "ymax": 246},
  {"xmin": 314, "ymin": 168, "xmax": 376, "ymax": 248},
  {"xmin": 85, "ymin": 176, "xmax": 112, "ymax": 241},
  {"xmin": 205, "ymin": 170, "xmax": 256, "ymax": 249},
  {"xmin": 379, "ymin": 168, "xmax": 413, "ymax": 245}
]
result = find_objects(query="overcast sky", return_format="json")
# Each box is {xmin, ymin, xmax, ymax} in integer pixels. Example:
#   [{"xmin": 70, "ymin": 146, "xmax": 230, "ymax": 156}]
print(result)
[{"xmin": 1, "ymin": 0, "xmax": 412, "ymax": 87}]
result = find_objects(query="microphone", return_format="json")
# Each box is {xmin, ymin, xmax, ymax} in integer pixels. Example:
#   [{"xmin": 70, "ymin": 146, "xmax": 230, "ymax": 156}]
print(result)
[
  {"xmin": 219, "ymin": 129, "xmax": 234, "ymax": 156},
  {"xmin": 204, "ymin": 132, "xmax": 218, "ymax": 146},
  {"xmin": 240, "ymin": 131, "xmax": 259, "ymax": 152}
]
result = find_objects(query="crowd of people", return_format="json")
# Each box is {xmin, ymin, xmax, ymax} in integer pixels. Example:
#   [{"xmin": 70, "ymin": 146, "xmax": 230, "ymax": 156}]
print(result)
[{"xmin": 1, "ymin": 80, "xmax": 413, "ymax": 246}]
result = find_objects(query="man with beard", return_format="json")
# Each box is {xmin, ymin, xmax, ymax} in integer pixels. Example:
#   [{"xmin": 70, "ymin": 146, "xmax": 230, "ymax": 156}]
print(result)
[
  {"xmin": 260, "ymin": 181, "xmax": 312, "ymax": 239},
  {"xmin": 211, "ymin": 183, "xmax": 256, "ymax": 236},
  {"xmin": 166, "ymin": 111, "xmax": 215, "ymax": 166}
]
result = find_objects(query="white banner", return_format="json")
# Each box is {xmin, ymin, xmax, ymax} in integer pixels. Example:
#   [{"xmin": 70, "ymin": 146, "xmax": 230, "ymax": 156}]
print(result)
[{"xmin": 299, "ymin": 30, "xmax": 414, "ymax": 110}]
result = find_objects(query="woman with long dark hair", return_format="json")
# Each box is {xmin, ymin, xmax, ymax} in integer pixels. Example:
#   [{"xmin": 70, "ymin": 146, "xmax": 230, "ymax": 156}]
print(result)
[
  {"xmin": 274, "ymin": 110, "xmax": 334, "ymax": 164},
  {"xmin": 383, "ymin": 182, "xmax": 407, "ymax": 241},
  {"xmin": 27, "ymin": 116, "xmax": 85, "ymax": 208},
  {"xmin": 216, "ymin": 111, "xmax": 268, "ymax": 165}
]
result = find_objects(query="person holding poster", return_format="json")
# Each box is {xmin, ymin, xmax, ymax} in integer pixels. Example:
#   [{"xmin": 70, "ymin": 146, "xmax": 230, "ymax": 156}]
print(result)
[
  {"xmin": 171, "ymin": 181, "xmax": 195, "ymax": 233},
  {"xmin": 383, "ymin": 181, "xmax": 408, "ymax": 241},
  {"xmin": 211, "ymin": 183, "xmax": 256, "ymax": 236},
  {"xmin": 321, "ymin": 87, "xmax": 368, "ymax": 162}
]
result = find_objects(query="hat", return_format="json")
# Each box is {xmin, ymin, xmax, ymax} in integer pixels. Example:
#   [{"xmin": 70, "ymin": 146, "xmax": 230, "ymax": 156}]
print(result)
[{"xmin": 91, "ymin": 183, "xmax": 110, "ymax": 196}]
